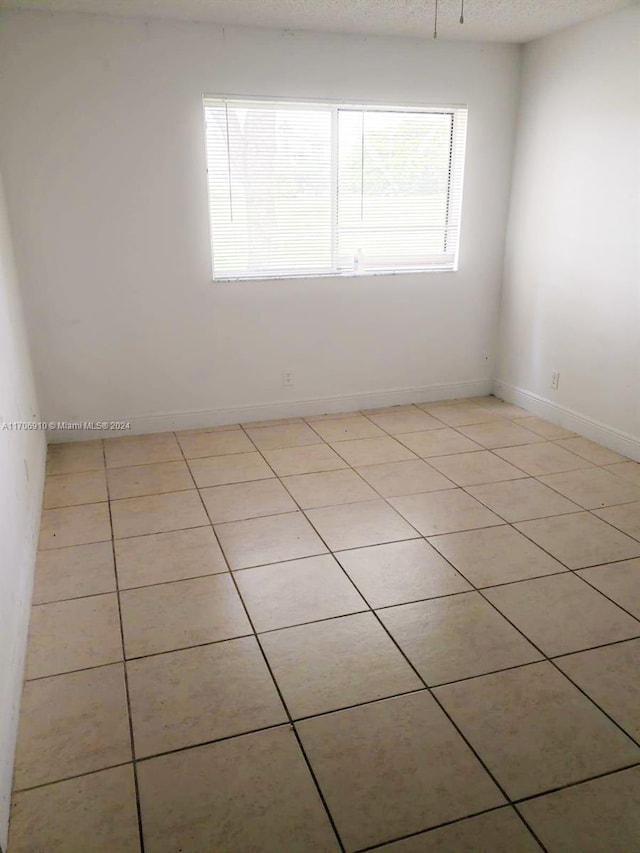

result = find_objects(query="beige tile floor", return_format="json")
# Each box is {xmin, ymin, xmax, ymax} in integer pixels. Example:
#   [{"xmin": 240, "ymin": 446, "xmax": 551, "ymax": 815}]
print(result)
[{"xmin": 9, "ymin": 396, "xmax": 640, "ymax": 853}]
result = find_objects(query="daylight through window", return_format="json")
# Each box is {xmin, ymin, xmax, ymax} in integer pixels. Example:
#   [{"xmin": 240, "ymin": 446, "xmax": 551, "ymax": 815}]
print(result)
[{"xmin": 204, "ymin": 97, "xmax": 468, "ymax": 280}]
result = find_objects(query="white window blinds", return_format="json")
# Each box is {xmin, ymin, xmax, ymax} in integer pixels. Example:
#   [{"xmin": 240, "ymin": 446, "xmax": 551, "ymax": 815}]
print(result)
[{"xmin": 203, "ymin": 98, "xmax": 467, "ymax": 280}]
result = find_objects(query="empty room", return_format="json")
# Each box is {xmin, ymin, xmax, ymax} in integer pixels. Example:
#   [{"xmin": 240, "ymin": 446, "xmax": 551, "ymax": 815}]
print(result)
[{"xmin": 1, "ymin": 0, "xmax": 639, "ymax": 850}]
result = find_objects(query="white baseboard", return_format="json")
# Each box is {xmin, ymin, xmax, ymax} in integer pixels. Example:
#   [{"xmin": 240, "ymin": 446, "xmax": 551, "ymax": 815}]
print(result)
[
  {"xmin": 494, "ymin": 380, "xmax": 640, "ymax": 463},
  {"xmin": 47, "ymin": 378, "xmax": 493, "ymax": 443}
]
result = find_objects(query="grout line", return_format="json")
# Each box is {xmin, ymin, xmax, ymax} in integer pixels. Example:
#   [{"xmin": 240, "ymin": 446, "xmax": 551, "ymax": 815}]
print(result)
[
  {"xmin": 354, "ymin": 803, "xmax": 549, "ymax": 853},
  {"xmin": 12, "ymin": 761, "xmax": 135, "ymax": 795},
  {"xmin": 511, "ymin": 809, "xmax": 550, "ymax": 853},
  {"xmin": 512, "ymin": 761, "xmax": 640, "ymax": 807},
  {"xmin": 108, "ymin": 486, "xmax": 197, "ymax": 502},
  {"xmin": 103, "ymin": 443, "xmax": 146, "ymax": 853},
  {"xmin": 562, "ymin": 568, "xmax": 640, "ymax": 626},
  {"xmin": 134, "ymin": 721, "xmax": 292, "ymax": 764},
  {"xmin": 570, "ymin": 568, "xmax": 640, "ymax": 622},
  {"xmin": 587, "ymin": 506, "xmax": 640, "ymax": 543},
  {"xmin": 31, "ymin": 588, "xmax": 120, "ymax": 607}
]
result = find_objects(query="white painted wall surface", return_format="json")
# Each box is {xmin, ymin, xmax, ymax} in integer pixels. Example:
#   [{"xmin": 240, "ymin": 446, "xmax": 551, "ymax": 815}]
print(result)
[
  {"xmin": 0, "ymin": 173, "xmax": 45, "ymax": 851},
  {"xmin": 0, "ymin": 11, "xmax": 520, "ymax": 433},
  {"xmin": 498, "ymin": 7, "xmax": 640, "ymax": 448}
]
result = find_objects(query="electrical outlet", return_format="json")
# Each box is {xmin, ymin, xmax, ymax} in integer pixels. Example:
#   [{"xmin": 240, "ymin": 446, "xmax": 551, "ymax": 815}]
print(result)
[
  {"xmin": 551, "ymin": 371, "xmax": 560, "ymax": 390},
  {"xmin": 283, "ymin": 370, "xmax": 294, "ymax": 387}
]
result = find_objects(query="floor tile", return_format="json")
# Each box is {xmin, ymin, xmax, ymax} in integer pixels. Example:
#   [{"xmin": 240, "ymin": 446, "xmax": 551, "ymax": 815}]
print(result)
[
  {"xmin": 176, "ymin": 428, "xmax": 254, "ymax": 459},
  {"xmin": 296, "ymin": 692, "xmax": 504, "ymax": 852},
  {"xmin": 375, "ymin": 807, "xmax": 542, "ymax": 852},
  {"xmin": 428, "ymin": 525, "xmax": 566, "ymax": 587},
  {"xmin": 515, "ymin": 512, "xmax": 640, "ymax": 569},
  {"xmin": 200, "ymin": 478, "xmax": 296, "ymax": 523},
  {"xmin": 46, "ymin": 440, "xmax": 104, "ymax": 475},
  {"xmin": 594, "ymin": 501, "xmax": 640, "ymax": 540},
  {"xmin": 379, "ymin": 593, "xmax": 541, "ymax": 685},
  {"xmin": 367, "ymin": 407, "xmax": 444, "ymax": 434},
  {"xmin": 398, "ymin": 428, "xmax": 482, "ymax": 458},
  {"xmin": 305, "ymin": 410, "xmax": 360, "ymax": 422},
  {"xmin": 362, "ymin": 404, "xmax": 419, "ymax": 416},
  {"xmin": 336, "ymin": 539, "xmax": 471, "ymax": 608},
  {"xmin": 467, "ymin": 478, "xmax": 581, "ymax": 522},
  {"xmin": 13, "ymin": 664, "xmax": 131, "ymax": 790},
  {"xmin": 245, "ymin": 422, "xmax": 323, "ymax": 450},
  {"xmin": 216, "ymin": 511, "xmax": 327, "ymax": 570},
  {"xmin": 604, "ymin": 461, "xmax": 640, "ymax": 486},
  {"xmin": 242, "ymin": 416, "xmax": 305, "ymax": 428},
  {"xmin": 556, "ymin": 639, "xmax": 640, "ymax": 740},
  {"xmin": 418, "ymin": 401, "xmax": 501, "ymax": 426},
  {"xmin": 106, "ymin": 460, "xmax": 193, "ymax": 499},
  {"xmin": 33, "ymin": 541, "xmax": 115, "ymax": 604},
  {"xmin": 177, "ymin": 422, "xmax": 241, "ymax": 432},
  {"xmin": 104, "ymin": 432, "xmax": 182, "ymax": 468},
  {"xmin": 120, "ymin": 574, "xmax": 251, "ymax": 657},
  {"xmin": 43, "ymin": 470, "xmax": 108, "ymax": 508},
  {"xmin": 539, "ymin": 468, "xmax": 640, "ymax": 509},
  {"xmin": 434, "ymin": 662, "xmax": 640, "ymax": 799},
  {"xmin": 39, "ymin": 502, "xmax": 111, "ymax": 549},
  {"xmin": 390, "ymin": 489, "xmax": 503, "ymax": 536},
  {"xmin": 516, "ymin": 416, "xmax": 576, "ymax": 440},
  {"xmin": 457, "ymin": 420, "xmax": 543, "ymax": 449},
  {"xmin": 235, "ymin": 554, "xmax": 367, "ymax": 632},
  {"xmin": 484, "ymin": 573, "xmax": 640, "ymax": 656},
  {"xmin": 473, "ymin": 400, "xmax": 530, "ymax": 419},
  {"xmin": 355, "ymin": 459, "xmax": 454, "ymax": 497},
  {"xmin": 137, "ymin": 728, "xmax": 340, "ymax": 853},
  {"xmin": 306, "ymin": 499, "xmax": 418, "ymax": 550},
  {"xmin": 8, "ymin": 765, "xmax": 141, "ymax": 853},
  {"xmin": 518, "ymin": 766, "xmax": 640, "ymax": 853},
  {"xmin": 554, "ymin": 436, "xmax": 627, "ymax": 465},
  {"xmin": 261, "ymin": 612, "xmax": 421, "ymax": 718},
  {"xmin": 494, "ymin": 442, "xmax": 592, "ymax": 476},
  {"xmin": 428, "ymin": 451, "xmax": 525, "ymax": 486},
  {"xmin": 128, "ymin": 637, "xmax": 286, "ymax": 757},
  {"xmin": 281, "ymin": 469, "xmax": 377, "ymax": 508},
  {"xmin": 22, "ymin": 400, "xmax": 640, "ymax": 851},
  {"xmin": 115, "ymin": 526, "xmax": 227, "ymax": 588},
  {"xmin": 309, "ymin": 414, "xmax": 385, "ymax": 442},
  {"xmin": 188, "ymin": 451, "xmax": 274, "ymax": 487},
  {"xmin": 577, "ymin": 558, "xmax": 640, "ymax": 619},
  {"xmin": 331, "ymin": 436, "xmax": 417, "ymax": 467},
  {"xmin": 26, "ymin": 593, "xmax": 122, "ymax": 679},
  {"xmin": 263, "ymin": 443, "xmax": 347, "ymax": 476},
  {"xmin": 111, "ymin": 490, "xmax": 208, "ymax": 538}
]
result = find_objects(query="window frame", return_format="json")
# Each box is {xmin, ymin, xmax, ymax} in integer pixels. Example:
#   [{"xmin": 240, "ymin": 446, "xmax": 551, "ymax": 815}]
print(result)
[{"xmin": 202, "ymin": 94, "xmax": 468, "ymax": 282}]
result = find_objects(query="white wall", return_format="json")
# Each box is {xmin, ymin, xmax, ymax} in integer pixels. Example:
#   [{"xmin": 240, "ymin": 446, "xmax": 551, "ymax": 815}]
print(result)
[
  {"xmin": 0, "ymin": 10, "xmax": 520, "ymax": 435},
  {"xmin": 497, "ymin": 7, "xmax": 640, "ymax": 456},
  {"xmin": 0, "ymin": 173, "xmax": 45, "ymax": 850}
]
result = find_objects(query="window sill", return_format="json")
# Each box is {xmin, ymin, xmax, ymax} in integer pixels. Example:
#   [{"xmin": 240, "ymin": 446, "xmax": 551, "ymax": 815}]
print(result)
[{"xmin": 212, "ymin": 267, "xmax": 458, "ymax": 283}]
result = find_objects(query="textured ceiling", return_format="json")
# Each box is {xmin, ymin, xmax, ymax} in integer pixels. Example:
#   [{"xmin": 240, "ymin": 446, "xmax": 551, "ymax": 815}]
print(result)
[{"xmin": 0, "ymin": 0, "xmax": 634, "ymax": 42}]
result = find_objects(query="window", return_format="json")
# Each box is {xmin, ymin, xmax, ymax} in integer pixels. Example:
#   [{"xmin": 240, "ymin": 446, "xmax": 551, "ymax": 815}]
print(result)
[{"xmin": 203, "ymin": 97, "xmax": 467, "ymax": 280}]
